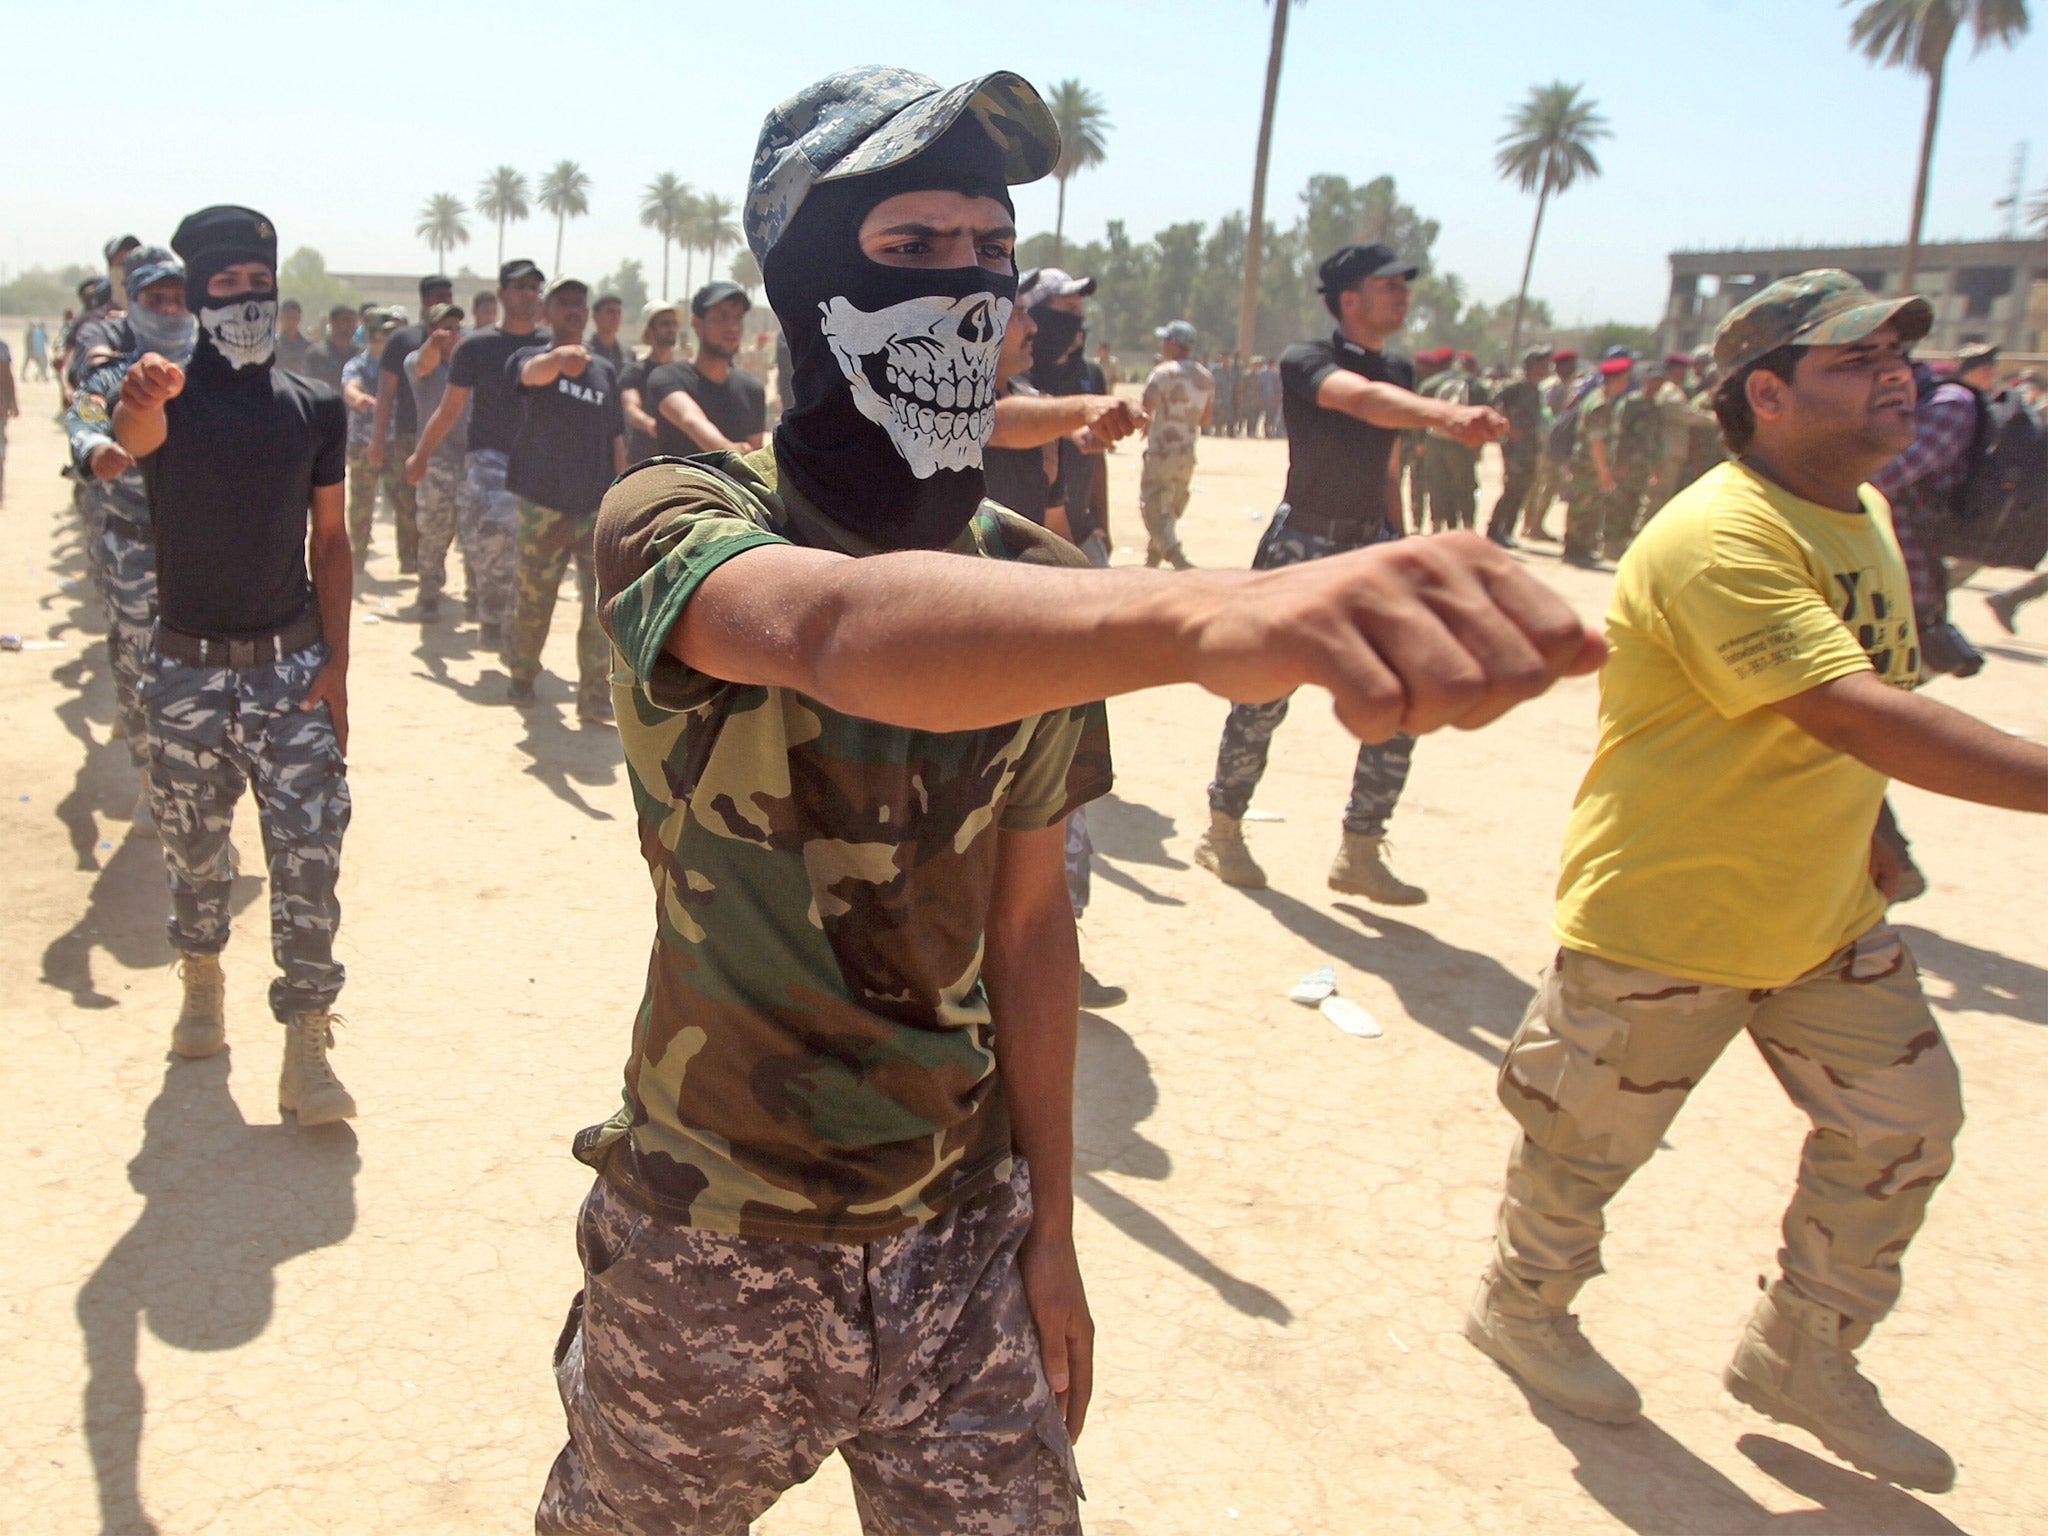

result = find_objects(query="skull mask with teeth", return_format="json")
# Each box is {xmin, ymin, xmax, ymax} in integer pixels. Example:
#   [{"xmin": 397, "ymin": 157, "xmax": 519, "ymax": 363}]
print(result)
[
  {"xmin": 197, "ymin": 297, "xmax": 278, "ymax": 370},
  {"xmin": 818, "ymin": 292, "xmax": 1010, "ymax": 479}
]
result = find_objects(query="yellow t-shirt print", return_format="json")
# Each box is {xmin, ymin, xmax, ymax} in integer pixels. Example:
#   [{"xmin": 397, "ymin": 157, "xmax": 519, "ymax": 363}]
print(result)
[{"xmin": 1552, "ymin": 461, "xmax": 1920, "ymax": 990}]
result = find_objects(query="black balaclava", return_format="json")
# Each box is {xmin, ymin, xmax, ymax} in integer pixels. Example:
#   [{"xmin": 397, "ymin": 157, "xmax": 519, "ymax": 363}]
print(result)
[
  {"xmin": 171, "ymin": 205, "xmax": 280, "ymax": 380},
  {"xmin": 764, "ymin": 114, "xmax": 1018, "ymax": 550},
  {"xmin": 1026, "ymin": 304, "xmax": 1086, "ymax": 395}
]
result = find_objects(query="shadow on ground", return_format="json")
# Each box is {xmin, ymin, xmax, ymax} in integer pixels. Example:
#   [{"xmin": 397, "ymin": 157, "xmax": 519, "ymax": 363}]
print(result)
[
  {"xmin": 76, "ymin": 1052, "xmax": 359, "ymax": 1535},
  {"xmin": 1073, "ymin": 1010, "xmax": 1291, "ymax": 1325},
  {"xmin": 1087, "ymin": 794, "xmax": 1188, "ymax": 907},
  {"xmin": 1897, "ymin": 923, "xmax": 2048, "ymax": 1026},
  {"xmin": 1511, "ymin": 1381, "xmax": 1962, "ymax": 1534}
]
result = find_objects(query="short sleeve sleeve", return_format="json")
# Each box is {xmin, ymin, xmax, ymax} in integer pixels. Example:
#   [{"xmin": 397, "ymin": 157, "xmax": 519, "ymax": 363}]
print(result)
[
  {"xmin": 312, "ymin": 397, "xmax": 347, "ymax": 486},
  {"xmin": 448, "ymin": 336, "xmax": 481, "ymax": 389},
  {"xmin": 746, "ymin": 376, "xmax": 767, "ymax": 435},
  {"xmin": 1279, "ymin": 343, "xmax": 1335, "ymax": 406},
  {"xmin": 592, "ymin": 461, "xmax": 789, "ymax": 714},
  {"xmin": 1659, "ymin": 552, "xmax": 1874, "ymax": 718},
  {"xmin": 998, "ymin": 701, "xmax": 1113, "ymax": 831}
]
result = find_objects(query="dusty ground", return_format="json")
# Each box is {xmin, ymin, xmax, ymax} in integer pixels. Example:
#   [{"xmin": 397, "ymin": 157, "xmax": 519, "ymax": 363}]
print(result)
[{"xmin": 2, "ymin": 378, "xmax": 2044, "ymax": 1536}]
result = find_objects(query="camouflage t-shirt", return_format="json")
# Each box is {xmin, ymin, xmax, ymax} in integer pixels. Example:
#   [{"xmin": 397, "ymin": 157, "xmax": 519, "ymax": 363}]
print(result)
[
  {"xmin": 581, "ymin": 446, "xmax": 1113, "ymax": 1242},
  {"xmin": 1141, "ymin": 358, "xmax": 1215, "ymax": 459}
]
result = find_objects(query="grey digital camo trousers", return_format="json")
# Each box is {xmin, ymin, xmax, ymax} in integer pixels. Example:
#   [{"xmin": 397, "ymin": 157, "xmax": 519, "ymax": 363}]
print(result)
[
  {"xmin": 537, "ymin": 1159, "xmax": 1083, "ymax": 1536},
  {"xmin": 413, "ymin": 452, "xmax": 462, "ymax": 606},
  {"xmin": 88, "ymin": 510, "xmax": 158, "ymax": 767},
  {"xmin": 145, "ymin": 641, "xmax": 351, "ymax": 1022},
  {"xmin": 1207, "ymin": 508, "xmax": 1415, "ymax": 837},
  {"xmin": 458, "ymin": 449, "xmax": 521, "ymax": 628}
]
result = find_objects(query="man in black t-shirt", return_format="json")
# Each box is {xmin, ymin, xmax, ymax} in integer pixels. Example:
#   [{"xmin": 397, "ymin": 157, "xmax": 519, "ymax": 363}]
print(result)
[
  {"xmin": 110, "ymin": 204, "xmax": 359, "ymax": 1126},
  {"xmin": 504, "ymin": 277, "xmax": 624, "ymax": 721},
  {"xmin": 644, "ymin": 280, "xmax": 767, "ymax": 457},
  {"xmin": 619, "ymin": 303, "xmax": 680, "ymax": 463},
  {"xmin": 1195, "ymin": 242, "xmax": 1506, "ymax": 905},
  {"xmin": 588, "ymin": 292, "xmax": 627, "ymax": 371},
  {"xmin": 369, "ymin": 273, "xmax": 454, "ymax": 574},
  {"xmin": 300, "ymin": 304, "xmax": 359, "ymax": 392},
  {"xmin": 407, "ymin": 259, "xmax": 551, "ymax": 647}
]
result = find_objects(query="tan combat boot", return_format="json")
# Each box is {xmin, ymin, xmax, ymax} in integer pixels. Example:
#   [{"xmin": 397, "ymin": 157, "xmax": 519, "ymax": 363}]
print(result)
[
  {"xmin": 1193, "ymin": 810, "xmax": 1266, "ymax": 889},
  {"xmin": 171, "ymin": 951, "xmax": 226, "ymax": 1059},
  {"xmin": 280, "ymin": 1010, "xmax": 358, "ymax": 1126},
  {"xmin": 1465, "ymin": 1264, "xmax": 1642, "ymax": 1424},
  {"xmin": 1327, "ymin": 833, "xmax": 1427, "ymax": 904},
  {"xmin": 1724, "ymin": 1279, "xmax": 1954, "ymax": 1492}
]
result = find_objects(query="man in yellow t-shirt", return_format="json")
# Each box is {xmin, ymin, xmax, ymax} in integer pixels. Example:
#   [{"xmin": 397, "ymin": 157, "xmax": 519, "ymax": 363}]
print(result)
[{"xmin": 1466, "ymin": 271, "xmax": 2048, "ymax": 1495}]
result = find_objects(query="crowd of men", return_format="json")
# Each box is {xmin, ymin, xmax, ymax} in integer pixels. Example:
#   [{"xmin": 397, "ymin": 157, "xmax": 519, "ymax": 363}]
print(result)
[{"xmin": 13, "ymin": 57, "xmax": 2048, "ymax": 1536}]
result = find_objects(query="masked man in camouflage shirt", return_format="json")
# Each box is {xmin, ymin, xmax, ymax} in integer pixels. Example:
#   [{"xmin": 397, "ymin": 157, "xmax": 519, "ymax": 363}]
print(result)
[{"xmin": 536, "ymin": 67, "xmax": 1604, "ymax": 1536}]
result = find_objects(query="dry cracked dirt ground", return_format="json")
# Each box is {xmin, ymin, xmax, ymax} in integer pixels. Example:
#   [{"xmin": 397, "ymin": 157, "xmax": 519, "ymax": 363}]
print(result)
[{"xmin": 2, "ymin": 375, "xmax": 2044, "ymax": 1535}]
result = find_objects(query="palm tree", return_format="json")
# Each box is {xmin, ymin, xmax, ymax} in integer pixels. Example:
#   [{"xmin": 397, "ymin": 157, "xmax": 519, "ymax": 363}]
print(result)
[
  {"xmin": 697, "ymin": 195, "xmax": 739, "ymax": 291},
  {"xmin": 1045, "ymin": 79, "xmax": 1111, "ymax": 265},
  {"xmin": 730, "ymin": 248, "xmax": 763, "ymax": 300},
  {"xmin": 1235, "ymin": 1, "xmax": 1292, "ymax": 362},
  {"xmin": 1496, "ymin": 81, "xmax": 1610, "ymax": 357},
  {"xmin": 640, "ymin": 173, "xmax": 692, "ymax": 300},
  {"xmin": 475, "ymin": 165, "xmax": 530, "ymax": 269},
  {"xmin": 415, "ymin": 193, "xmax": 471, "ymax": 272},
  {"xmin": 537, "ymin": 159, "xmax": 593, "ymax": 274},
  {"xmin": 1846, "ymin": 0, "xmax": 2031, "ymax": 290},
  {"xmin": 676, "ymin": 188, "xmax": 707, "ymax": 297}
]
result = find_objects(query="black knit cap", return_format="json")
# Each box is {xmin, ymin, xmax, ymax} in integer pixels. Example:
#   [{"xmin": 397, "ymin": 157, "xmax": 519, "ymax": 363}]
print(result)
[{"xmin": 171, "ymin": 205, "xmax": 278, "ymax": 298}]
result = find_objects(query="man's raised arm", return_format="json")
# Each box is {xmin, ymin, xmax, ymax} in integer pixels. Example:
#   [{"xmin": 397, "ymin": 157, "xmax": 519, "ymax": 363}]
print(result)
[
  {"xmin": 669, "ymin": 531, "xmax": 1604, "ymax": 742},
  {"xmin": 1316, "ymin": 370, "xmax": 1505, "ymax": 449},
  {"xmin": 404, "ymin": 384, "xmax": 470, "ymax": 484}
]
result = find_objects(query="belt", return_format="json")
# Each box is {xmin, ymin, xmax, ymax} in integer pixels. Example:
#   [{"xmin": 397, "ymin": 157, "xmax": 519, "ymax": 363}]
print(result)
[
  {"xmin": 154, "ymin": 610, "xmax": 322, "ymax": 669},
  {"xmin": 1280, "ymin": 506, "xmax": 1385, "ymax": 544},
  {"xmin": 103, "ymin": 512, "xmax": 154, "ymax": 543}
]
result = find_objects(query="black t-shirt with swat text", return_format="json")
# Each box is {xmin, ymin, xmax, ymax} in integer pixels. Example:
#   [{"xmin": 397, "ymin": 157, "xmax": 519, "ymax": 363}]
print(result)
[
  {"xmin": 1277, "ymin": 333, "xmax": 1415, "ymax": 532},
  {"xmin": 507, "ymin": 346, "xmax": 624, "ymax": 517},
  {"xmin": 449, "ymin": 325, "xmax": 551, "ymax": 455},
  {"xmin": 378, "ymin": 323, "xmax": 429, "ymax": 435},
  {"xmin": 645, "ymin": 359, "xmax": 765, "ymax": 458},
  {"xmin": 143, "ymin": 359, "xmax": 347, "ymax": 638}
]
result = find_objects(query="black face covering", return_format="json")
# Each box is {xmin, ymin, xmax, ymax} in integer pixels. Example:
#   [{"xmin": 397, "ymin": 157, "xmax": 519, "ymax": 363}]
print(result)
[
  {"xmin": 765, "ymin": 117, "xmax": 1018, "ymax": 550},
  {"xmin": 1025, "ymin": 305, "xmax": 1086, "ymax": 395}
]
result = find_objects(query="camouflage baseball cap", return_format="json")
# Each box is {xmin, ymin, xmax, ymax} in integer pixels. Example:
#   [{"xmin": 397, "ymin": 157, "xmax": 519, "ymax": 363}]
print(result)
[
  {"xmin": 1714, "ymin": 269, "xmax": 1932, "ymax": 377},
  {"xmin": 745, "ymin": 66, "xmax": 1060, "ymax": 261},
  {"xmin": 1156, "ymin": 320, "xmax": 1198, "ymax": 348}
]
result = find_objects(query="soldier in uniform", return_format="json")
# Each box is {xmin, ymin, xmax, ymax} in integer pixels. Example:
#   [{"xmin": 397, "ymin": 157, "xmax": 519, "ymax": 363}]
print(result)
[
  {"xmin": 403, "ymin": 303, "xmax": 469, "ymax": 623},
  {"xmin": 109, "ymin": 204, "xmax": 356, "ymax": 1124},
  {"xmin": 1606, "ymin": 357, "xmax": 1664, "ymax": 559},
  {"xmin": 341, "ymin": 309, "xmax": 395, "ymax": 565},
  {"xmin": 1402, "ymin": 346, "xmax": 1452, "ymax": 532},
  {"xmin": 65, "ymin": 246, "xmax": 191, "ymax": 834},
  {"xmin": 1562, "ymin": 349, "xmax": 1635, "ymax": 566},
  {"xmin": 1137, "ymin": 319, "xmax": 1213, "ymax": 569},
  {"xmin": 1422, "ymin": 349, "xmax": 1489, "ymax": 532},
  {"xmin": 1486, "ymin": 346, "xmax": 1552, "ymax": 547},
  {"xmin": 535, "ymin": 68, "xmax": 1598, "ymax": 1536},
  {"xmin": 1524, "ymin": 347, "xmax": 1581, "ymax": 541}
]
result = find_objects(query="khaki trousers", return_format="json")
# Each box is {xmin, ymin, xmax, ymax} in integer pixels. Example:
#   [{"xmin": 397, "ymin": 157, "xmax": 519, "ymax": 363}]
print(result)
[{"xmin": 1493, "ymin": 924, "xmax": 1962, "ymax": 1324}]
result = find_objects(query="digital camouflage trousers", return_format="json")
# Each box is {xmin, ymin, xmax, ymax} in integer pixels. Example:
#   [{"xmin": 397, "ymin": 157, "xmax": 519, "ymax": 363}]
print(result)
[
  {"xmin": 413, "ymin": 453, "xmax": 462, "ymax": 606},
  {"xmin": 1208, "ymin": 508, "xmax": 1415, "ymax": 837},
  {"xmin": 88, "ymin": 509, "xmax": 157, "ymax": 766},
  {"xmin": 509, "ymin": 500, "xmax": 609, "ymax": 703},
  {"xmin": 457, "ymin": 450, "xmax": 520, "ymax": 628},
  {"xmin": 144, "ymin": 642, "xmax": 351, "ymax": 1021},
  {"xmin": 537, "ymin": 1159, "xmax": 1082, "ymax": 1536},
  {"xmin": 346, "ymin": 445, "xmax": 379, "ymax": 559},
  {"xmin": 1493, "ymin": 924, "xmax": 1963, "ymax": 1324},
  {"xmin": 1138, "ymin": 450, "xmax": 1194, "ymax": 562}
]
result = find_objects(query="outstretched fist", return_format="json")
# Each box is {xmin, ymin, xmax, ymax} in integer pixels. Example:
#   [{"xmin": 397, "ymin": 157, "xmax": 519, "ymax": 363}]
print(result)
[{"xmin": 120, "ymin": 354, "xmax": 186, "ymax": 412}]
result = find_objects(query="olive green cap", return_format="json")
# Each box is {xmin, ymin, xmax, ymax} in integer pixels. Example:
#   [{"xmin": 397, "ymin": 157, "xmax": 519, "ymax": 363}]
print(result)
[{"xmin": 1714, "ymin": 268, "xmax": 1931, "ymax": 377}]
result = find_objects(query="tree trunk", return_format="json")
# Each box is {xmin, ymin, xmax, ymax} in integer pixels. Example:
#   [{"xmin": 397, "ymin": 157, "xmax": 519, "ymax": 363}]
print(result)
[
  {"xmin": 555, "ymin": 216, "xmax": 565, "ymax": 277},
  {"xmin": 662, "ymin": 238, "xmax": 671, "ymax": 303},
  {"xmin": 685, "ymin": 245, "xmax": 695, "ymax": 300},
  {"xmin": 497, "ymin": 216, "xmax": 506, "ymax": 269},
  {"xmin": 1055, "ymin": 176, "xmax": 1068, "ymax": 266},
  {"xmin": 1236, "ymin": 0, "xmax": 1290, "ymax": 361},
  {"xmin": 1506, "ymin": 175, "xmax": 1551, "ymax": 359},
  {"xmin": 1901, "ymin": 52, "xmax": 1946, "ymax": 293}
]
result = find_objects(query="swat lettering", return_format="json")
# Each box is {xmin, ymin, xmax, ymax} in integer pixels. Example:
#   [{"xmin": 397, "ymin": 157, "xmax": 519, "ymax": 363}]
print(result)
[{"xmin": 557, "ymin": 377, "xmax": 606, "ymax": 405}]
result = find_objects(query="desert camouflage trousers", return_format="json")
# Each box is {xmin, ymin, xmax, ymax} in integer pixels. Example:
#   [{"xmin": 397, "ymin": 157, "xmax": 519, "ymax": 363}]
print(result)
[
  {"xmin": 346, "ymin": 445, "xmax": 380, "ymax": 559},
  {"xmin": 88, "ymin": 510, "xmax": 158, "ymax": 766},
  {"xmin": 144, "ymin": 642, "xmax": 351, "ymax": 1022},
  {"xmin": 537, "ymin": 1159, "xmax": 1083, "ymax": 1536},
  {"xmin": 412, "ymin": 453, "xmax": 461, "ymax": 606},
  {"xmin": 509, "ymin": 500, "xmax": 609, "ymax": 703},
  {"xmin": 1208, "ymin": 508, "xmax": 1414, "ymax": 837},
  {"xmin": 1563, "ymin": 475, "xmax": 1646, "ymax": 562},
  {"xmin": 1493, "ymin": 924, "xmax": 1963, "ymax": 1324},
  {"xmin": 1138, "ymin": 449, "xmax": 1194, "ymax": 562},
  {"xmin": 457, "ymin": 450, "xmax": 520, "ymax": 628},
  {"xmin": 386, "ymin": 430, "xmax": 418, "ymax": 569},
  {"xmin": 1523, "ymin": 456, "xmax": 1564, "ymax": 537}
]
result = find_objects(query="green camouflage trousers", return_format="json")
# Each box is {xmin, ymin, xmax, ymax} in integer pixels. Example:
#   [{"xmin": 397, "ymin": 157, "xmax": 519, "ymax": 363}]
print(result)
[
  {"xmin": 508, "ymin": 499, "xmax": 608, "ymax": 702},
  {"xmin": 537, "ymin": 1159, "xmax": 1082, "ymax": 1535},
  {"xmin": 1493, "ymin": 924, "xmax": 1962, "ymax": 1324},
  {"xmin": 413, "ymin": 454, "xmax": 461, "ymax": 606},
  {"xmin": 346, "ymin": 445, "xmax": 380, "ymax": 559},
  {"xmin": 385, "ymin": 430, "xmax": 419, "ymax": 570},
  {"xmin": 88, "ymin": 509, "xmax": 157, "ymax": 767},
  {"xmin": 1423, "ymin": 445, "xmax": 1478, "ymax": 532},
  {"xmin": 1138, "ymin": 449, "xmax": 1194, "ymax": 562},
  {"xmin": 457, "ymin": 450, "xmax": 520, "ymax": 628},
  {"xmin": 1564, "ymin": 478, "xmax": 1646, "ymax": 561},
  {"xmin": 145, "ymin": 642, "xmax": 351, "ymax": 1022}
]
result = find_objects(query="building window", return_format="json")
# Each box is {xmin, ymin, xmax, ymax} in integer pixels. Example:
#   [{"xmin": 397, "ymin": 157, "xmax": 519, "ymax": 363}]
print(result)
[{"xmin": 1953, "ymin": 266, "xmax": 2014, "ymax": 321}]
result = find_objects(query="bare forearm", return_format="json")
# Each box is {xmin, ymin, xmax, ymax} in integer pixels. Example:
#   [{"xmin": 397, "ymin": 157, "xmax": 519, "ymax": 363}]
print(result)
[
  {"xmin": 1332, "ymin": 377, "xmax": 1462, "ymax": 432},
  {"xmin": 991, "ymin": 393, "xmax": 1088, "ymax": 448},
  {"xmin": 660, "ymin": 397, "xmax": 742, "ymax": 453},
  {"xmin": 622, "ymin": 390, "xmax": 657, "ymax": 439},
  {"xmin": 111, "ymin": 401, "xmax": 167, "ymax": 458},
  {"xmin": 1783, "ymin": 679, "xmax": 2048, "ymax": 812},
  {"xmin": 309, "ymin": 521, "xmax": 353, "ymax": 663},
  {"xmin": 520, "ymin": 355, "xmax": 567, "ymax": 386},
  {"xmin": 984, "ymin": 854, "xmax": 1080, "ymax": 1237}
]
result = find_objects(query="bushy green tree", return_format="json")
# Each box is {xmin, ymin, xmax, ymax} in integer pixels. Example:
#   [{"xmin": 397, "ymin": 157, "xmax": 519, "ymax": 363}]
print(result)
[
  {"xmin": 277, "ymin": 248, "xmax": 361, "ymax": 318},
  {"xmin": 594, "ymin": 259, "xmax": 648, "ymax": 321},
  {"xmin": 0, "ymin": 264, "xmax": 97, "ymax": 317}
]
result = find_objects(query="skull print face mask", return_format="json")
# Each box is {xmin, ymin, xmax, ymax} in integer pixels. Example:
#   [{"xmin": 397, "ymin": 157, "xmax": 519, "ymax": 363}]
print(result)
[
  {"xmin": 764, "ymin": 118, "xmax": 1018, "ymax": 551},
  {"xmin": 196, "ymin": 296, "xmax": 278, "ymax": 371}
]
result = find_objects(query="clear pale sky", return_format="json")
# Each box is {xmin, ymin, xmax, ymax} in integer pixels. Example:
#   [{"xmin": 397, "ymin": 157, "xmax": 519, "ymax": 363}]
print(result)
[{"xmin": 6, "ymin": 0, "xmax": 2043, "ymax": 324}]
